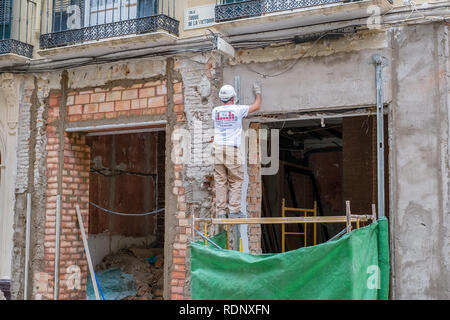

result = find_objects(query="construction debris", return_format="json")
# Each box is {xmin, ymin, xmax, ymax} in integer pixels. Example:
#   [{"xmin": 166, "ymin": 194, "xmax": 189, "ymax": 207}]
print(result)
[{"xmin": 95, "ymin": 247, "xmax": 164, "ymax": 300}]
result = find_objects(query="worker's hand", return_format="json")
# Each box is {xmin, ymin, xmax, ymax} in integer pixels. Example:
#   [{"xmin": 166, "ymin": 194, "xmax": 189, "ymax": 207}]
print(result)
[{"xmin": 253, "ymin": 82, "xmax": 262, "ymax": 95}]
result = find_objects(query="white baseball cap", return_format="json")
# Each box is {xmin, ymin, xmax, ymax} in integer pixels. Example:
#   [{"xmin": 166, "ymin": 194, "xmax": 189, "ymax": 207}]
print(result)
[{"xmin": 219, "ymin": 85, "xmax": 236, "ymax": 102}]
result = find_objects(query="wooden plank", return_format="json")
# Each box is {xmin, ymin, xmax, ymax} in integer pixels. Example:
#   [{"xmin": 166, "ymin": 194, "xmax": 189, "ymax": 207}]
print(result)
[
  {"xmin": 283, "ymin": 207, "xmax": 316, "ymax": 213},
  {"xmin": 196, "ymin": 215, "xmax": 374, "ymax": 225},
  {"xmin": 346, "ymin": 201, "xmax": 352, "ymax": 233},
  {"xmin": 76, "ymin": 205, "xmax": 100, "ymax": 300}
]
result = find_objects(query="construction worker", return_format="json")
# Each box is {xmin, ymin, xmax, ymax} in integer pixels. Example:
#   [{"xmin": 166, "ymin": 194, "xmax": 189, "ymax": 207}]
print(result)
[{"xmin": 212, "ymin": 83, "xmax": 262, "ymax": 219}]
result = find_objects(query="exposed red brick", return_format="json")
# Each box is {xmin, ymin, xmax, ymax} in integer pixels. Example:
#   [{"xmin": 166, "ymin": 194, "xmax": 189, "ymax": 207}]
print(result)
[
  {"xmin": 106, "ymin": 91, "xmax": 122, "ymax": 102},
  {"xmin": 156, "ymin": 84, "xmax": 167, "ymax": 95},
  {"xmin": 49, "ymin": 95, "xmax": 60, "ymax": 107},
  {"xmin": 148, "ymin": 96, "xmax": 165, "ymax": 108},
  {"xmin": 174, "ymin": 94, "xmax": 183, "ymax": 105},
  {"xmin": 68, "ymin": 105, "xmax": 82, "ymax": 115},
  {"xmin": 174, "ymin": 104, "xmax": 184, "ymax": 113},
  {"xmin": 75, "ymin": 94, "xmax": 90, "ymax": 105},
  {"xmin": 115, "ymin": 100, "xmax": 130, "ymax": 111},
  {"xmin": 171, "ymin": 286, "xmax": 184, "ymax": 294},
  {"xmin": 173, "ymin": 82, "xmax": 183, "ymax": 94},
  {"xmin": 172, "ymin": 271, "xmax": 186, "ymax": 279},
  {"xmin": 144, "ymin": 80, "xmax": 161, "ymax": 87},
  {"xmin": 122, "ymin": 89, "xmax": 138, "ymax": 100},
  {"xmin": 84, "ymin": 103, "xmax": 99, "ymax": 114},
  {"xmin": 90, "ymin": 93, "xmax": 106, "ymax": 103},
  {"xmin": 99, "ymin": 102, "xmax": 114, "ymax": 113},
  {"xmin": 139, "ymin": 87, "xmax": 156, "ymax": 98}
]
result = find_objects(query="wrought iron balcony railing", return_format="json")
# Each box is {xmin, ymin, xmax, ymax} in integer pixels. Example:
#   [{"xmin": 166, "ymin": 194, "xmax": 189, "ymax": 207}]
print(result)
[
  {"xmin": 215, "ymin": 0, "xmax": 357, "ymax": 23},
  {"xmin": 40, "ymin": 0, "xmax": 179, "ymax": 49},
  {"xmin": 0, "ymin": 0, "xmax": 35, "ymax": 58},
  {"xmin": 215, "ymin": 0, "xmax": 263, "ymax": 22}
]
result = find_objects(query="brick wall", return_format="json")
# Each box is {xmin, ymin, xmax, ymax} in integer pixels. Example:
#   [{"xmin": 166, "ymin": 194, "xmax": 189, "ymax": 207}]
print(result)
[
  {"xmin": 41, "ymin": 77, "xmax": 183, "ymax": 299},
  {"xmin": 41, "ymin": 92, "xmax": 91, "ymax": 299},
  {"xmin": 65, "ymin": 80, "xmax": 177, "ymax": 120}
]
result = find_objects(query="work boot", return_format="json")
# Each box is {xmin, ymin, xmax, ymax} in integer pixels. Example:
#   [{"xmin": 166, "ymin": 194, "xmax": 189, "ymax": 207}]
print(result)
[{"xmin": 229, "ymin": 212, "xmax": 246, "ymax": 219}]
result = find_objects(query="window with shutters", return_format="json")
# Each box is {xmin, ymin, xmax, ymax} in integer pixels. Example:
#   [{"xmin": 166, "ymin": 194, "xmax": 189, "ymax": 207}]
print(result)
[
  {"xmin": 52, "ymin": 0, "xmax": 84, "ymax": 32},
  {"xmin": 40, "ymin": 0, "xmax": 179, "ymax": 49},
  {"xmin": 52, "ymin": 0, "xmax": 160, "ymax": 31},
  {"xmin": 84, "ymin": 0, "xmax": 158, "ymax": 27},
  {"xmin": 0, "ymin": 0, "xmax": 34, "ymax": 57},
  {"xmin": 0, "ymin": 0, "xmax": 12, "ymax": 40}
]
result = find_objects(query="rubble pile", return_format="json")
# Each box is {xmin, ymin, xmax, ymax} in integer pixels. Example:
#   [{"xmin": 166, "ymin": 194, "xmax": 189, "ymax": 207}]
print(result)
[{"xmin": 97, "ymin": 247, "xmax": 164, "ymax": 300}]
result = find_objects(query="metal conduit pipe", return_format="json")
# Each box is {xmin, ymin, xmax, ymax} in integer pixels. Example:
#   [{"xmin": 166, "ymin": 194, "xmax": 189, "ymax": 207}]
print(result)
[
  {"xmin": 373, "ymin": 54, "xmax": 388, "ymax": 218},
  {"xmin": 53, "ymin": 195, "xmax": 61, "ymax": 300},
  {"xmin": 24, "ymin": 193, "xmax": 31, "ymax": 300}
]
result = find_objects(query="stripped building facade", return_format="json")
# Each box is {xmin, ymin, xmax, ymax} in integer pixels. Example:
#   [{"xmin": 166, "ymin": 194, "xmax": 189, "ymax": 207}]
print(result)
[{"xmin": 0, "ymin": 0, "xmax": 448, "ymax": 300}]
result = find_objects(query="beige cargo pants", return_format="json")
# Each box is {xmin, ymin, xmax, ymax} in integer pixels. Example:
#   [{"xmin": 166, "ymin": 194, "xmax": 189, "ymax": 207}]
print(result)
[{"xmin": 213, "ymin": 145, "xmax": 244, "ymax": 216}]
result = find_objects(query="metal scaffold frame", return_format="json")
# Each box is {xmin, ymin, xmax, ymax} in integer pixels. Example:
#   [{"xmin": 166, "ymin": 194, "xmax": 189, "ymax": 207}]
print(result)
[{"xmin": 193, "ymin": 200, "xmax": 377, "ymax": 252}]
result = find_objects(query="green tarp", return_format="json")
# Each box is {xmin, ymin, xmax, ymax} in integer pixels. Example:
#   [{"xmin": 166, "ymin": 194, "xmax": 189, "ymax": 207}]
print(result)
[{"xmin": 190, "ymin": 217, "xmax": 389, "ymax": 300}]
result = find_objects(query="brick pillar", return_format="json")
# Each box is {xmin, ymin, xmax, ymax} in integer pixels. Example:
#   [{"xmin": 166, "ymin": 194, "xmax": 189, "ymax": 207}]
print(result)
[
  {"xmin": 167, "ymin": 76, "xmax": 188, "ymax": 300},
  {"xmin": 170, "ymin": 128, "xmax": 189, "ymax": 300},
  {"xmin": 42, "ymin": 91, "xmax": 91, "ymax": 300},
  {"xmin": 247, "ymin": 123, "xmax": 262, "ymax": 254}
]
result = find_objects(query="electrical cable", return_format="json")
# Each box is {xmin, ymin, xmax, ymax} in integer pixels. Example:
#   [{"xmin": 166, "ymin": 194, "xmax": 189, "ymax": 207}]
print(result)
[
  {"xmin": 1, "ymin": 3, "xmax": 448, "ymax": 73},
  {"xmin": 0, "ymin": 46, "xmax": 213, "ymax": 73},
  {"xmin": 243, "ymin": 29, "xmax": 355, "ymax": 78},
  {"xmin": 90, "ymin": 167, "xmax": 157, "ymax": 178},
  {"xmin": 89, "ymin": 201, "xmax": 165, "ymax": 217}
]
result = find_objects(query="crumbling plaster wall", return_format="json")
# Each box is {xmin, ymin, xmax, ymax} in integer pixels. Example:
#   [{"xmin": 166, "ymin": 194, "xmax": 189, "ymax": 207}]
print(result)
[
  {"xmin": 11, "ymin": 74, "xmax": 50, "ymax": 300},
  {"xmin": 166, "ymin": 53, "xmax": 223, "ymax": 299},
  {"xmin": 0, "ymin": 74, "xmax": 22, "ymax": 280},
  {"xmin": 224, "ymin": 30, "xmax": 391, "ymax": 113},
  {"xmin": 389, "ymin": 23, "xmax": 449, "ymax": 299}
]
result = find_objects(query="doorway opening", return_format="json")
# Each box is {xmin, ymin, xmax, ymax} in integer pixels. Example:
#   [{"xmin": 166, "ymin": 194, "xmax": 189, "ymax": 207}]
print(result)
[
  {"xmin": 85, "ymin": 129, "xmax": 165, "ymax": 300},
  {"xmin": 261, "ymin": 115, "xmax": 389, "ymax": 253}
]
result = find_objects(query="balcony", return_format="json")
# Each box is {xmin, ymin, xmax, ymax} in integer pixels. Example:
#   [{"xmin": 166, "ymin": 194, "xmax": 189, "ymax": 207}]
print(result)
[
  {"xmin": 214, "ymin": 0, "xmax": 393, "ymax": 39},
  {"xmin": 215, "ymin": 0, "xmax": 263, "ymax": 22},
  {"xmin": 0, "ymin": 0, "xmax": 35, "ymax": 60},
  {"xmin": 216, "ymin": 0, "xmax": 359, "ymax": 22},
  {"xmin": 39, "ymin": 0, "xmax": 179, "ymax": 50}
]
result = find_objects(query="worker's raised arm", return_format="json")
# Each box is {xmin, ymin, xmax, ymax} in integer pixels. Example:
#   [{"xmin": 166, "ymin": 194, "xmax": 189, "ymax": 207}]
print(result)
[{"xmin": 248, "ymin": 82, "xmax": 262, "ymax": 114}]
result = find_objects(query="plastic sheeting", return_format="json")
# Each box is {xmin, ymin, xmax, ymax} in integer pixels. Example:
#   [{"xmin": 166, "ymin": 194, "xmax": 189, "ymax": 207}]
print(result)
[
  {"xmin": 191, "ymin": 217, "xmax": 389, "ymax": 300},
  {"xmin": 87, "ymin": 268, "xmax": 136, "ymax": 300}
]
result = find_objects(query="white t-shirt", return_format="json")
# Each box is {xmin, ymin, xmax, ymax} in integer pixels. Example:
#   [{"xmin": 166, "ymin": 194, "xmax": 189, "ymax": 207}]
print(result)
[{"xmin": 212, "ymin": 104, "xmax": 250, "ymax": 147}]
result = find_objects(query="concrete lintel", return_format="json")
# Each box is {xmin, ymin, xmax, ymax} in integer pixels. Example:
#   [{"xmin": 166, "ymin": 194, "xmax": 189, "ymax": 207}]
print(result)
[
  {"xmin": 65, "ymin": 120, "xmax": 167, "ymax": 133},
  {"xmin": 248, "ymin": 105, "xmax": 389, "ymax": 123}
]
